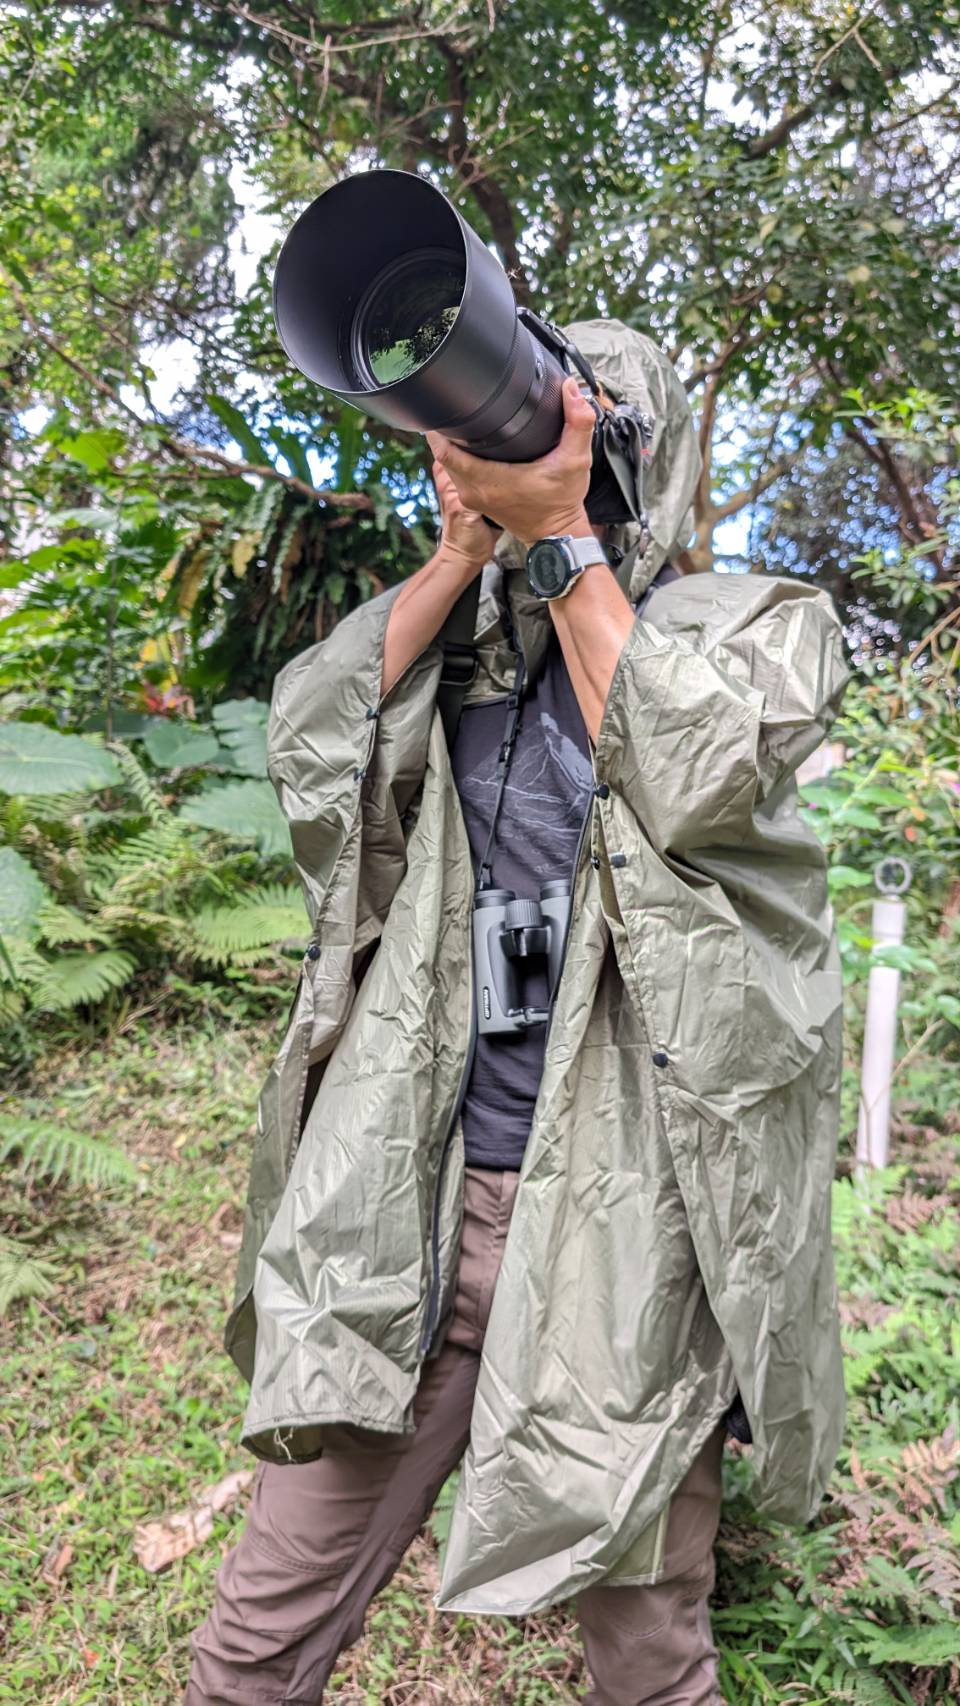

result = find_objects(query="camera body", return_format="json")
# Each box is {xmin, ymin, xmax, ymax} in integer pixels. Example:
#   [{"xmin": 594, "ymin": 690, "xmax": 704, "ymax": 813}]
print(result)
[{"xmin": 473, "ymin": 881, "xmax": 572, "ymax": 1035}]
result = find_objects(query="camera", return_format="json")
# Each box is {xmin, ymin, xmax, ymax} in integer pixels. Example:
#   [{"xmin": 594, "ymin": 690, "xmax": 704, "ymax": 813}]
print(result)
[
  {"xmin": 273, "ymin": 169, "xmax": 650, "ymax": 526},
  {"xmin": 472, "ymin": 881, "xmax": 572, "ymax": 1035}
]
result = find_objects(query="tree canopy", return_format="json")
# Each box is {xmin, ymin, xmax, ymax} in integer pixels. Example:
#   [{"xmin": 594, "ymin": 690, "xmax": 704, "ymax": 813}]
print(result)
[{"xmin": 1, "ymin": 0, "xmax": 958, "ymax": 706}]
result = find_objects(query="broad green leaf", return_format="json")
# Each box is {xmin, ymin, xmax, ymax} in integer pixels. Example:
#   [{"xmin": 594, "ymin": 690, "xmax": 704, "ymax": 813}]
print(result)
[
  {"xmin": 208, "ymin": 394, "xmax": 270, "ymax": 466},
  {"xmin": 57, "ymin": 428, "xmax": 125, "ymax": 474},
  {"xmin": 211, "ymin": 699, "xmax": 268, "ymax": 777},
  {"xmin": 178, "ymin": 779, "xmax": 291, "ymax": 857},
  {"xmin": 827, "ymin": 866, "xmax": 873, "ymax": 891},
  {"xmin": 141, "ymin": 722, "xmax": 222, "ymax": 771},
  {"xmin": 0, "ymin": 849, "xmax": 49, "ymax": 939},
  {"xmin": 0, "ymin": 723, "xmax": 121, "ymax": 796},
  {"xmin": 270, "ymin": 430, "xmax": 313, "ymax": 485},
  {"xmin": 836, "ymin": 807, "xmax": 883, "ymax": 830}
]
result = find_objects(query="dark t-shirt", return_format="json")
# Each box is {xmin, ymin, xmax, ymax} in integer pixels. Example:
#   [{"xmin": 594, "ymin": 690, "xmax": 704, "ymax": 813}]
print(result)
[
  {"xmin": 448, "ymin": 563, "xmax": 679, "ymax": 1170},
  {"xmin": 450, "ymin": 626, "xmax": 594, "ymax": 1169}
]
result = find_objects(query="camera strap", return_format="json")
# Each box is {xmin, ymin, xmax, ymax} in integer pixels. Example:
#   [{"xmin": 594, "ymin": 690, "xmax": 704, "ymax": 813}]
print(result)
[
  {"xmin": 435, "ymin": 562, "xmax": 527, "ymax": 892},
  {"xmin": 436, "ymin": 573, "xmax": 482, "ymax": 753},
  {"xmin": 476, "ymin": 647, "xmax": 526, "ymax": 892}
]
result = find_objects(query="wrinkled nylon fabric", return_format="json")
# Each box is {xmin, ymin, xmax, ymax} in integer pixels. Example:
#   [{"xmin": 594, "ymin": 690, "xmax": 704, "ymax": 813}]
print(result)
[{"xmin": 224, "ymin": 322, "xmax": 850, "ymax": 1616}]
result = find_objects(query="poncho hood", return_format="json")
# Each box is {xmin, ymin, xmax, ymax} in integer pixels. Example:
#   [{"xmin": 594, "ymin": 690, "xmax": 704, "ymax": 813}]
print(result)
[{"xmin": 493, "ymin": 317, "xmax": 702, "ymax": 676}]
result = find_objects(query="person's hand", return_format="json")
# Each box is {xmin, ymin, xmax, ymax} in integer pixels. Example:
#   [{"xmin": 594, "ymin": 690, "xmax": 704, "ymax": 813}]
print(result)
[
  {"xmin": 433, "ymin": 458, "xmax": 501, "ymax": 577},
  {"xmin": 426, "ymin": 375, "xmax": 596, "ymax": 546}
]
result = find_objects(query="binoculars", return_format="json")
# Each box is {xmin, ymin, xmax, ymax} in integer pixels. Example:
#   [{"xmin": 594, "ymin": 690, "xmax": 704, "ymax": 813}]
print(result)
[{"xmin": 472, "ymin": 881, "xmax": 572, "ymax": 1035}]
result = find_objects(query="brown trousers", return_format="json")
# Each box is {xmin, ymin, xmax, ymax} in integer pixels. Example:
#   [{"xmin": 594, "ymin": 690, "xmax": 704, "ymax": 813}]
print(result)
[{"xmin": 185, "ymin": 1167, "xmax": 725, "ymax": 1706}]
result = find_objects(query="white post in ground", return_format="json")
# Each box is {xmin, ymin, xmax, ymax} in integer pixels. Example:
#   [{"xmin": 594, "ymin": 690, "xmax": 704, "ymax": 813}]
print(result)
[{"xmin": 856, "ymin": 857, "xmax": 912, "ymax": 1171}]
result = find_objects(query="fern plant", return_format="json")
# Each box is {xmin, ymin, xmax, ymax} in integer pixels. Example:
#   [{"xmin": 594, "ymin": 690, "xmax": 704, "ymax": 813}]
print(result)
[
  {"xmin": 1, "ymin": 721, "xmax": 305, "ymax": 1046},
  {"xmin": 0, "ymin": 1113, "xmax": 137, "ymax": 1189},
  {"xmin": 0, "ymin": 1235, "xmax": 59, "ymax": 1315},
  {"xmin": 0, "ymin": 1115, "xmax": 137, "ymax": 1315}
]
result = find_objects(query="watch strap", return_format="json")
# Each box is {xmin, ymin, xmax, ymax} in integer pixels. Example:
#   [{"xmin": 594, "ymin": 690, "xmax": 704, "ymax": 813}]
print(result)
[{"xmin": 566, "ymin": 532, "xmax": 608, "ymax": 571}]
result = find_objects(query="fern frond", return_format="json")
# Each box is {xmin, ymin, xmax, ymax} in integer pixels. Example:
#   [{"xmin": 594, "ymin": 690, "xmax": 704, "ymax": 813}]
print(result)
[
  {"xmin": 86, "ymin": 821, "xmax": 193, "ymax": 901},
  {"xmin": 29, "ymin": 949, "xmax": 137, "ymax": 1011},
  {"xmin": 0, "ymin": 936, "xmax": 49, "ymax": 986},
  {"xmin": 14, "ymin": 791, "xmax": 96, "ymax": 826},
  {"xmin": 0, "ymin": 1234, "xmax": 59, "ymax": 1315},
  {"xmin": 105, "ymin": 738, "xmax": 171, "ymax": 826},
  {"xmin": 190, "ymin": 883, "xmax": 306, "ymax": 965},
  {"xmin": 0, "ymin": 1114, "xmax": 137, "ymax": 1188},
  {"xmin": 36, "ymin": 902, "xmax": 113, "ymax": 948},
  {"xmin": 0, "ymin": 984, "xmax": 25, "ymax": 1022}
]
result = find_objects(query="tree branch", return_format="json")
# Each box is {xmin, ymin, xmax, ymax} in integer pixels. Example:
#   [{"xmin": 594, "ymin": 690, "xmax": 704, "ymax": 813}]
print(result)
[{"xmin": 11, "ymin": 281, "xmax": 371, "ymax": 511}]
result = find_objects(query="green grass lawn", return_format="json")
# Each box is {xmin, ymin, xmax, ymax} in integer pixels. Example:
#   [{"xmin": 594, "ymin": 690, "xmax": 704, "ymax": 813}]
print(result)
[{"xmin": 2, "ymin": 1018, "xmax": 959, "ymax": 1704}]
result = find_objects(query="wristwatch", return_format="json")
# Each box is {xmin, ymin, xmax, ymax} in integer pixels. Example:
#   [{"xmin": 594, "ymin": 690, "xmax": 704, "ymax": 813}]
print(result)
[{"xmin": 525, "ymin": 532, "xmax": 608, "ymax": 600}]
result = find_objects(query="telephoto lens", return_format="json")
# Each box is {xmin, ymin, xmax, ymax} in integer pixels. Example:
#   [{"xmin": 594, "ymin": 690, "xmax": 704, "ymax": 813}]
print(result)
[{"xmin": 273, "ymin": 169, "xmax": 569, "ymax": 463}]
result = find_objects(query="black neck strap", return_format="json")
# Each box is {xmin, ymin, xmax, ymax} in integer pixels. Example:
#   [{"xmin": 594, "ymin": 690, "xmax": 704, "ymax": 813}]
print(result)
[
  {"xmin": 476, "ymin": 648, "xmax": 526, "ymax": 891},
  {"xmin": 436, "ymin": 572, "xmax": 482, "ymax": 752}
]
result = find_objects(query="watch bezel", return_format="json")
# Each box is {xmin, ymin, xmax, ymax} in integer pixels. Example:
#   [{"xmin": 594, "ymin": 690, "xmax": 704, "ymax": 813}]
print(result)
[
  {"xmin": 525, "ymin": 532, "xmax": 607, "ymax": 600},
  {"xmin": 526, "ymin": 536, "xmax": 574, "ymax": 600}
]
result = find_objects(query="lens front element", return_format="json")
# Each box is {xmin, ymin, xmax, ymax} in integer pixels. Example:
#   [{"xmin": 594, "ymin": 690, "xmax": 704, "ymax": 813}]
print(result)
[{"xmin": 354, "ymin": 251, "xmax": 464, "ymax": 387}]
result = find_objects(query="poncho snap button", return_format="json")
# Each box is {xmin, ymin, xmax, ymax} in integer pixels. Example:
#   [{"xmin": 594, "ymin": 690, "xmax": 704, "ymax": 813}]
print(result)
[
  {"xmin": 590, "ymin": 854, "xmax": 601, "ymax": 868},
  {"xmin": 595, "ymin": 782, "xmax": 610, "ymax": 799},
  {"xmin": 652, "ymin": 1049, "xmax": 669, "ymax": 1067},
  {"xmin": 305, "ymin": 944, "xmax": 321, "ymax": 960}
]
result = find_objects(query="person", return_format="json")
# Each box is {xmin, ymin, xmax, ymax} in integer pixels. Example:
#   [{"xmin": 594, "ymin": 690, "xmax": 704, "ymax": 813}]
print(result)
[{"xmin": 184, "ymin": 322, "xmax": 849, "ymax": 1706}]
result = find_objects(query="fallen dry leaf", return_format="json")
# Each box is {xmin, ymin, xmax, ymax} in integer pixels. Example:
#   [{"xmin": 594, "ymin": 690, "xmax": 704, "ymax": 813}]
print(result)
[
  {"xmin": 41, "ymin": 1540, "xmax": 74, "ymax": 1584},
  {"xmin": 134, "ymin": 1469, "xmax": 254, "ymax": 1573}
]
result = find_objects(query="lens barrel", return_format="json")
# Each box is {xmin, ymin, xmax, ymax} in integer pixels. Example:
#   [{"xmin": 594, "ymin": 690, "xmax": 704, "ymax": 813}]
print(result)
[{"xmin": 273, "ymin": 170, "xmax": 568, "ymax": 463}]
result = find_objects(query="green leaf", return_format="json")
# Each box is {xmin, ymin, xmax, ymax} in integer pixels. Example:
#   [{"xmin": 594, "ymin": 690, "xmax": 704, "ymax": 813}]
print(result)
[
  {"xmin": 0, "ymin": 1235, "xmax": 59, "ymax": 1315},
  {"xmin": 0, "ymin": 723, "xmax": 121, "ymax": 796},
  {"xmin": 208, "ymin": 394, "xmax": 270, "ymax": 466},
  {"xmin": 29, "ymin": 950, "xmax": 138, "ymax": 1011},
  {"xmin": 837, "ymin": 807, "xmax": 883, "ymax": 830},
  {"xmin": 862, "ymin": 1623, "xmax": 960, "ymax": 1665},
  {"xmin": 270, "ymin": 430, "xmax": 313, "ymax": 485},
  {"xmin": 141, "ymin": 722, "xmax": 222, "ymax": 771},
  {"xmin": 828, "ymin": 865, "xmax": 873, "ymax": 891},
  {"xmin": 178, "ymin": 779, "xmax": 291, "ymax": 857},
  {"xmin": 0, "ymin": 849, "xmax": 49, "ymax": 939},
  {"xmin": 211, "ymin": 699, "xmax": 268, "ymax": 778},
  {"xmin": 0, "ymin": 1114, "xmax": 136, "ymax": 1189},
  {"xmin": 57, "ymin": 428, "xmax": 126, "ymax": 474},
  {"xmin": 45, "ymin": 506, "xmax": 116, "ymax": 531},
  {"xmin": 191, "ymin": 883, "xmax": 307, "ymax": 964}
]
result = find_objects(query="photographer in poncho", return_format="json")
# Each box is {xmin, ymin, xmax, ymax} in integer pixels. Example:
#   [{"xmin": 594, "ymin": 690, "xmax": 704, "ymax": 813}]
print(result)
[{"xmin": 186, "ymin": 177, "xmax": 848, "ymax": 1706}]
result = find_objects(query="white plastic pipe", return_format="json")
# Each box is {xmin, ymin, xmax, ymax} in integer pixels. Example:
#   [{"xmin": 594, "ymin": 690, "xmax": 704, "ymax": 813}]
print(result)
[{"xmin": 855, "ymin": 896, "xmax": 906, "ymax": 1170}]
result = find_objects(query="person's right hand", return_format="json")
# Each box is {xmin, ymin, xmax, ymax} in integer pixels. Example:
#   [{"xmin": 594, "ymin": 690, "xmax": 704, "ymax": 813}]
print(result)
[{"xmin": 433, "ymin": 458, "xmax": 501, "ymax": 576}]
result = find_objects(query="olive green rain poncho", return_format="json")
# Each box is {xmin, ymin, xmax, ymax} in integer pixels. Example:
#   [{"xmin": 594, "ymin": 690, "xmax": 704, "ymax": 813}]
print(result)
[{"xmin": 224, "ymin": 321, "xmax": 850, "ymax": 1615}]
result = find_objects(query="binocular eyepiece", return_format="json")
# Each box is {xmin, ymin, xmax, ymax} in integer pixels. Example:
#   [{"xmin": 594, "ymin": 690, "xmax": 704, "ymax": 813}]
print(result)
[{"xmin": 473, "ymin": 880, "xmax": 572, "ymax": 1035}]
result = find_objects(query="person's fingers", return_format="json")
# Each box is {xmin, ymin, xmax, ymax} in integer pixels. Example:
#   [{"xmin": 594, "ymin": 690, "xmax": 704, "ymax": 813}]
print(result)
[
  {"xmin": 427, "ymin": 433, "xmax": 477, "ymax": 483},
  {"xmin": 560, "ymin": 375, "xmax": 597, "ymax": 445}
]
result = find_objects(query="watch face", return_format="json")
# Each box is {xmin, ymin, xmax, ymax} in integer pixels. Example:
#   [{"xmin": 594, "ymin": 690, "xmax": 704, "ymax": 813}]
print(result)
[{"xmin": 529, "ymin": 540, "xmax": 570, "ymax": 598}]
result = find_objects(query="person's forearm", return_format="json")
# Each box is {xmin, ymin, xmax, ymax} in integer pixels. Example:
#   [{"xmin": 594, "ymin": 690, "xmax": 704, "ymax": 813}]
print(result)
[
  {"xmin": 380, "ymin": 545, "xmax": 484, "ymax": 702},
  {"xmin": 548, "ymin": 558, "xmax": 636, "ymax": 747}
]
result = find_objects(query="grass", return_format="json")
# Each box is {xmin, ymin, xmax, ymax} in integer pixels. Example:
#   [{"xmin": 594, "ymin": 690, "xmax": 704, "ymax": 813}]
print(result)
[{"xmin": 1, "ymin": 1016, "xmax": 959, "ymax": 1704}]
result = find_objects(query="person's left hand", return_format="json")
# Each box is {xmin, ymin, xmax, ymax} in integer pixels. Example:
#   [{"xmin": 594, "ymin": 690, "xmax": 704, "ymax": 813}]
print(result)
[{"xmin": 426, "ymin": 374, "xmax": 597, "ymax": 546}]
